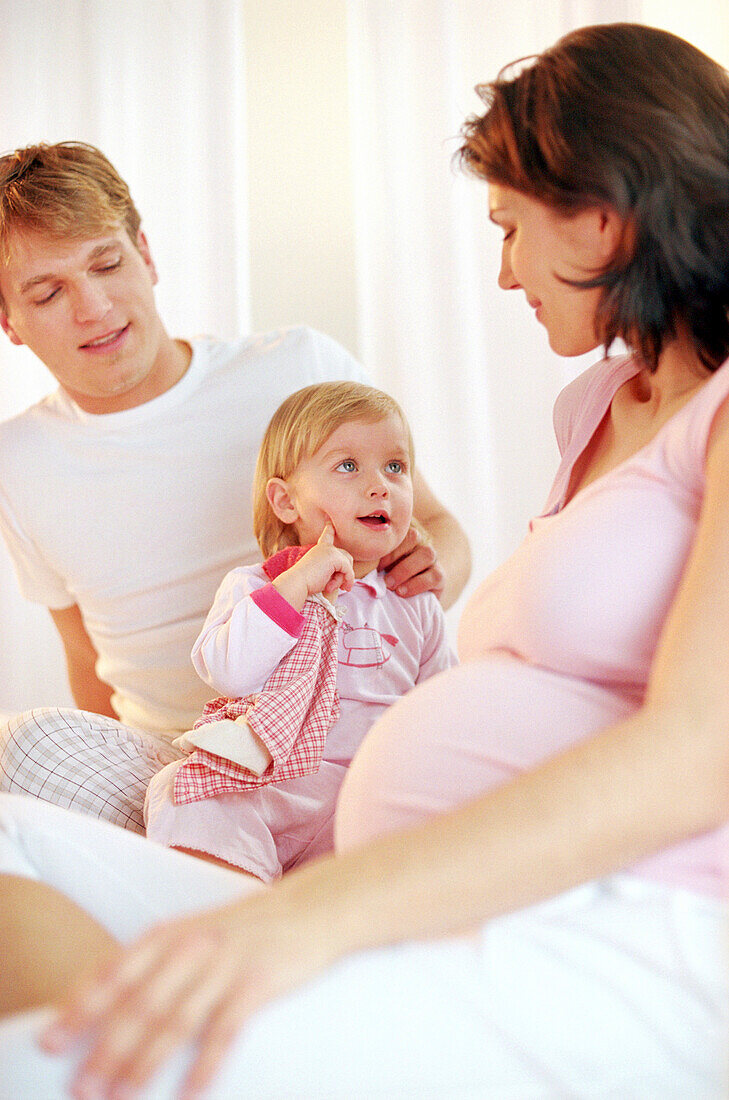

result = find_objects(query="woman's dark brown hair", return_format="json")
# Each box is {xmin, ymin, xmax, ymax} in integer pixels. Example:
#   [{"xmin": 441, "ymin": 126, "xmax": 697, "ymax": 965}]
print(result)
[{"xmin": 459, "ymin": 23, "xmax": 729, "ymax": 371}]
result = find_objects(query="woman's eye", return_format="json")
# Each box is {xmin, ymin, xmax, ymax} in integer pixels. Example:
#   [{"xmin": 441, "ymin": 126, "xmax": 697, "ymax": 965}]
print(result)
[
  {"xmin": 337, "ymin": 460, "xmax": 357, "ymax": 472},
  {"xmin": 97, "ymin": 259, "xmax": 122, "ymax": 273}
]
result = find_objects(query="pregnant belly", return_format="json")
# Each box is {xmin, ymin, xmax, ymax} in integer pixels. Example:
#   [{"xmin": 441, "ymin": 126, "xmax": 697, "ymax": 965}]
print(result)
[{"xmin": 336, "ymin": 655, "xmax": 639, "ymax": 851}]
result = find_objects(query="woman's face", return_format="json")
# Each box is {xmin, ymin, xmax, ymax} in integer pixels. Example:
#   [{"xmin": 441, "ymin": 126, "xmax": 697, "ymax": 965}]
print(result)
[{"xmin": 488, "ymin": 184, "xmax": 619, "ymax": 358}]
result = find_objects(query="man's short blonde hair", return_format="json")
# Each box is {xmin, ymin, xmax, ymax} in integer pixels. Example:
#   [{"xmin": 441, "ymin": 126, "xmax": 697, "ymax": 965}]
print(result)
[
  {"xmin": 0, "ymin": 142, "xmax": 142, "ymax": 305},
  {"xmin": 253, "ymin": 381, "xmax": 414, "ymax": 558}
]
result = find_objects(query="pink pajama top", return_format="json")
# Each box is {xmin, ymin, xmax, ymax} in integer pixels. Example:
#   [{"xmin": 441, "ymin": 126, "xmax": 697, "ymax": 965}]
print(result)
[
  {"xmin": 190, "ymin": 559, "xmax": 455, "ymax": 772},
  {"xmin": 458, "ymin": 354, "xmax": 729, "ymax": 897}
]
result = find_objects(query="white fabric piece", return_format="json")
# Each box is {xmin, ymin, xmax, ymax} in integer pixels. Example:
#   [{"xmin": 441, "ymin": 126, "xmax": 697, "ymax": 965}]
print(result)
[
  {"xmin": 0, "ymin": 328, "xmax": 368, "ymax": 735},
  {"xmin": 0, "ymin": 794, "xmax": 726, "ymax": 1098},
  {"xmin": 173, "ymin": 717, "xmax": 273, "ymax": 776}
]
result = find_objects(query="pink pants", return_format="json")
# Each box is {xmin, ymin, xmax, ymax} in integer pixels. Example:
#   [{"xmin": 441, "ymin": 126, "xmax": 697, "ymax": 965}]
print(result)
[{"xmin": 145, "ymin": 757, "xmax": 348, "ymax": 880}]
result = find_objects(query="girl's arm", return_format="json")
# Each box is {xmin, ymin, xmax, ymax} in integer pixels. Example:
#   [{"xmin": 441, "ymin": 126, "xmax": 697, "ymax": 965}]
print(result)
[
  {"xmin": 192, "ymin": 567, "xmax": 304, "ymax": 697},
  {"xmin": 43, "ymin": 405, "xmax": 729, "ymax": 1099},
  {"xmin": 194, "ymin": 527, "xmax": 354, "ymax": 697}
]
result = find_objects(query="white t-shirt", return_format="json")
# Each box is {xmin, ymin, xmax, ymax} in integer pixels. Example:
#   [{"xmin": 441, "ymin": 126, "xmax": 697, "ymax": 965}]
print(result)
[{"xmin": 0, "ymin": 327, "xmax": 369, "ymax": 735}]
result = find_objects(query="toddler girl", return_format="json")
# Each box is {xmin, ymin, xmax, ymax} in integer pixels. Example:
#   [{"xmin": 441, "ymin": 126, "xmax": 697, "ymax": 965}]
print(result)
[{"xmin": 145, "ymin": 381, "xmax": 454, "ymax": 879}]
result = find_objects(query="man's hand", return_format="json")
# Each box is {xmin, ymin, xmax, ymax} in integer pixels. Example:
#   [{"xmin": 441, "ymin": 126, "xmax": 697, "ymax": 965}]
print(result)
[{"xmin": 379, "ymin": 522, "xmax": 445, "ymax": 601}]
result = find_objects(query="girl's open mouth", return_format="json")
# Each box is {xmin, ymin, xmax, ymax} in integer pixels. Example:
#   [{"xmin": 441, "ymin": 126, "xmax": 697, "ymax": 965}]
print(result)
[{"xmin": 357, "ymin": 513, "xmax": 390, "ymax": 529}]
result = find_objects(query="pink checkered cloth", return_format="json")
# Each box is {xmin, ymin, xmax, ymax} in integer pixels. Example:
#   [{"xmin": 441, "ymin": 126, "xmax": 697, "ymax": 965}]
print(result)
[{"xmin": 173, "ymin": 546, "xmax": 340, "ymax": 804}]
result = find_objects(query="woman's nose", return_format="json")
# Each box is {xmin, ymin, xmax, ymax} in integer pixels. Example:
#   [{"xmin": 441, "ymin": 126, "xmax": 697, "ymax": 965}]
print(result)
[{"xmin": 498, "ymin": 248, "xmax": 520, "ymax": 291}]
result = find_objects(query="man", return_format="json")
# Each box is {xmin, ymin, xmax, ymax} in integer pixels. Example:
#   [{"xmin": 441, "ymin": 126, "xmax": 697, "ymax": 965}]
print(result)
[{"xmin": 0, "ymin": 142, "xmax": 470, "ymax": 832}]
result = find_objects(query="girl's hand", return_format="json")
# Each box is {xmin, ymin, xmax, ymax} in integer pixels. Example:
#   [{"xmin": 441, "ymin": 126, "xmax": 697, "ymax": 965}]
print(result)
[
  {"xmin": 40, "ymin": 884, "xmax": 338, "ymax": 1100},
  {"xmin": 273, "ymin": 522, "xmax": 354, "ymax": 610}
]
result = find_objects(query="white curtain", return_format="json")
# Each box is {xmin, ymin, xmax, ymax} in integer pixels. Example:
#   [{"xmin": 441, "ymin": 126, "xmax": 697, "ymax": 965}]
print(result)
[
  {"xmin": 0, "ymin": 0, "xmax": 249, "ymax": 711},
  {"xmin": 347, "ymin": 0, "xmax": 647, "ymax": 635}
]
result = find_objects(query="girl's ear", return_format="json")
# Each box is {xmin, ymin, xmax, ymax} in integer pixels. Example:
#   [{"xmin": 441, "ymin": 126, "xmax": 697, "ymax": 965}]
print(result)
[{"xmin": 266, "ymin": 478, "xmax": 299, "ymax": 524}]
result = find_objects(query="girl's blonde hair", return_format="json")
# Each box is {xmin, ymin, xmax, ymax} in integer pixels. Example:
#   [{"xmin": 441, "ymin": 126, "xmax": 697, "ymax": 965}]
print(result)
[{"xmin": 253, "ymin": 381, "xmax": 414, "ymax": 558}]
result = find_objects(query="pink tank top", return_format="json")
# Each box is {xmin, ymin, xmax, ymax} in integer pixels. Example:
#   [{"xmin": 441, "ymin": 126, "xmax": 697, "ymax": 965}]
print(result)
[{"xmin": 458, "ymin": 355, "xmax": 729, "ymax": 896}]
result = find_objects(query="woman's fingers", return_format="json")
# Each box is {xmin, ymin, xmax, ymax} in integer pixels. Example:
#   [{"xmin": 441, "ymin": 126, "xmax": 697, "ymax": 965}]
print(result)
[
  {"xmin": 71, "ymin": 933, "xmax": 215, "ymax": 1089},
  {"xmin": 179, "ymin": 995, "xmax": 251, "ymax": 1100},
  {"xmin": 75, "ymin": 946, "xmax": 235, "ymax": 1097},
  {"xmin": 41, "ymin": 880, "xmax": 336, "ymax": 1098},
  {"xmin": 41, "ymin": 923, "xmax": 232, "ymax": 1098},
  {"xmin": 41, "ymin": 935, "xmax": 161, "ymax": 1049}
]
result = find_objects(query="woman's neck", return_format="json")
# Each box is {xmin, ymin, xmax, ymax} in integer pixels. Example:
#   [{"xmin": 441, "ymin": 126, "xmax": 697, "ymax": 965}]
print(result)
[{"xmin": 632, "ymin": 330, "xmax": 710, "ymax": 410}]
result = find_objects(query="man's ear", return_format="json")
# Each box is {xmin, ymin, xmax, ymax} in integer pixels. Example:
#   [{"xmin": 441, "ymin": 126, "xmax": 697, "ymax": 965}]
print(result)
[
  {"xmin": 135, "ymin": 229, "xmax": 158, "ymax": 286},
  {"xmin": 0, "ymin": 309, "xmax": 23, "ymax": 346},
  {"xmin": 266, "ymin": 478, "xmax": 299, "ymax": 524}
]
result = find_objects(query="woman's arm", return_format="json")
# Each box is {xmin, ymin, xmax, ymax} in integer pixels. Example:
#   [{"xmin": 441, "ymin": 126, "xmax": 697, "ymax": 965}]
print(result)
[{"xmin": 43, "ymin": 406, "xmax": 729, "ymax": 1098}]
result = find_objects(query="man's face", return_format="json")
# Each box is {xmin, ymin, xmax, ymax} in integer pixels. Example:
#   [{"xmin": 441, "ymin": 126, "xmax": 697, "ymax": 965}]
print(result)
[{"xmin": 0, "ymin": 225, "xmax": 169, "ymax": 412}]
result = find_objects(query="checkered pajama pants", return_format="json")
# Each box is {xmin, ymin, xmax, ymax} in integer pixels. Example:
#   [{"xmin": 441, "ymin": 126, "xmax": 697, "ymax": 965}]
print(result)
[{"xmin": 0, "ymin": 708, "xmax": 183, "ymax": 832}]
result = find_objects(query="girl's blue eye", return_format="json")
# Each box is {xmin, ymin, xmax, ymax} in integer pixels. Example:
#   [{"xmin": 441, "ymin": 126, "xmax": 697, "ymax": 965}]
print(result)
[
  {"xmin": 337, "ymin": 460, "xmax": 357, "ymax": 473},
  {"xmin": 386, "ymin": 460, "xmax": 403, "ymax": 474}
]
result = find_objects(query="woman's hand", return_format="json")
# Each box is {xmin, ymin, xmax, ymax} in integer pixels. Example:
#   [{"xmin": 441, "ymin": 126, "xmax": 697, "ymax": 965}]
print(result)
[
  {"xmin": 379, "ymin": 521, "xmax": 445, "ymax": 600},
  {"xmin": 40, "ymin": 885, "xmax": 337, "ymax": 1100}
]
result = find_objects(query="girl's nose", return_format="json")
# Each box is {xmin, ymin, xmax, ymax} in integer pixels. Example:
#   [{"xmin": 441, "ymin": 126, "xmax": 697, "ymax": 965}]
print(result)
[{"xmin": 367, "ymin": 474, "xmax": 389, "ymax": 497}]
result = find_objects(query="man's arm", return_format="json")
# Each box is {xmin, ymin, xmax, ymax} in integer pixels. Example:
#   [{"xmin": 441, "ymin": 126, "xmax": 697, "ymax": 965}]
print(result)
[
  {"xmin": 382, "ymin": 470, "xmax": 471, "ymax": 610},
  {"xmin": 49, "ymin": 605, "xmax": 117, "ymax": 718}
]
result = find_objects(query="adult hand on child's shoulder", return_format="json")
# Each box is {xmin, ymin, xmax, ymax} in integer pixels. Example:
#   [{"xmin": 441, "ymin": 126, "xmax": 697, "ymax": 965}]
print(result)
[{"xmin": 379, "ymin": 521, "xmax": 445, "ymax": 600}]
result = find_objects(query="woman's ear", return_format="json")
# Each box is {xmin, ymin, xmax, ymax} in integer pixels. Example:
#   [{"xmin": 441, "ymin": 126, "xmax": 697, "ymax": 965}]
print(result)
[
  {"xmin": 266, "ymin": 478, "xmax": 299, "ymax": 524},
  {"xmin": 597, "ymin": 206, "xmax": 628, "ymax": 265}
]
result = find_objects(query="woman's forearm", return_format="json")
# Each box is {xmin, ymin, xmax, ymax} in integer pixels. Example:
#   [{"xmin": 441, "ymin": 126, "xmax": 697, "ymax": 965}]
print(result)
[
  {"xmin": 278, "ymin": 703, "xmax": 729, "ymax": 961},
  {"xmin": 43, "ymin": 700, "xmax": 728, "ymax": 1100}
]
